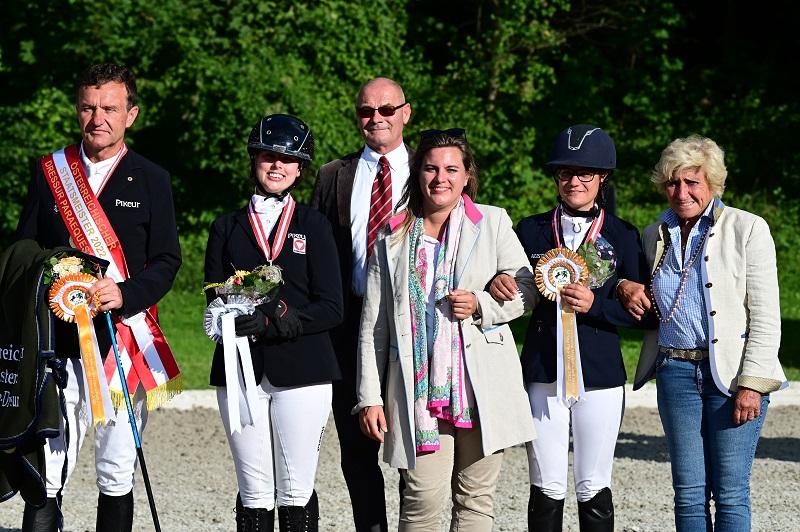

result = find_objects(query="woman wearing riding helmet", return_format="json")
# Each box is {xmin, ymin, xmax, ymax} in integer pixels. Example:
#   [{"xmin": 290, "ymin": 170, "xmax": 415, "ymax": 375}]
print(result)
[
  {"xmin": 491, "ymin": 125, "xmax": 649, "ymax": 531},
  {"xmin": 204, "ymin": 114, "xmax": 343, "ymax": 532}
]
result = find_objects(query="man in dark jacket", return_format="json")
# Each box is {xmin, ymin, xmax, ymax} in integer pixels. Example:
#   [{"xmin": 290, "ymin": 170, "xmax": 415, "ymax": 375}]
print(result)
[
  {"xmin": 14, "ymin": 63, "xmax": 181, "ymax": 532},
  {"xmin": 311, "ymin": 77, "xmax": 412, "ymax": 532}
]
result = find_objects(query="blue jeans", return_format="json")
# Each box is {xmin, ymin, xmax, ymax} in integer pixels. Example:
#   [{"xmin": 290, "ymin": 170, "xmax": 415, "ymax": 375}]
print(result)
[{"xmin": 655, "ymin": 354, "xmax": 769, "ymax": 532}]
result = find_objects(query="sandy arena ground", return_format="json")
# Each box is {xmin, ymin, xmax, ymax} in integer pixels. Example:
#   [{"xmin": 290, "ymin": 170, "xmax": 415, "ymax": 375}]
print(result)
[{"xmin": 1, "ymin": 384, "xmax": 798, "ymax": 531}]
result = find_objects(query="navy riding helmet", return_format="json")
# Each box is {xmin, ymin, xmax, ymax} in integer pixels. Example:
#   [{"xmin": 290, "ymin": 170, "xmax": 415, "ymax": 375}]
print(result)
[{"xmin": 546, "ymin": 124, "xmax": 616, "ymax": 170}]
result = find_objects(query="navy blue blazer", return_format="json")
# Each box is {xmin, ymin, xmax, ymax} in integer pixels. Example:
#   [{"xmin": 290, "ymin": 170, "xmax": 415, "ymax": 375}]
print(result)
[
  {"xmin": 14, "ymin": 148, "xmax": 182, "ymax": 359},
  {"xmin": 204, "ymin": 203, "xmax": 343, "ymax": 387},
  {"xmin": 517, "ymin": 209, "xmax": 649, "ymax": 388}
]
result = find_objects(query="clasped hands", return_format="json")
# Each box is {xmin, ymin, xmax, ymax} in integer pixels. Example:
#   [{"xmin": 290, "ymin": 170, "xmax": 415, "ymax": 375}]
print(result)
[
  {"xmin": 234, "ymin": 299, "xmax": 303, "ymax": 340},
  {"xmin": 489, "ymin": 273, "xmax": 594, "ymax": 313}
]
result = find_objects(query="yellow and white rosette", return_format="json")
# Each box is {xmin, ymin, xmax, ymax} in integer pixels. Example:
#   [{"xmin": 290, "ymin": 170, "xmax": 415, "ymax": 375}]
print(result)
[
  {"xmin": 535, "ymin": 248, "xmax": 589, "ymax": 403},
  {"xmin": 48, "ymin": 273, "xmax": 114, "ymax": 425},
  {"xmin": 204, "ymin": 295, "xmax": 258, "ymax": 434}
]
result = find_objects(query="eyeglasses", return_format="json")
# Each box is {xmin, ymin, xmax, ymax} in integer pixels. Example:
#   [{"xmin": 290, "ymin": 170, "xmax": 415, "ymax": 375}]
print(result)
[
  {"xmin": 419, "ymin": 128, "xmax": 467, "ymax": 140},
  {"xmin": 356, "ymin": 102, "xmax": 409, "ymax": 119},
  {"xmin": 555, "ymin": 168, "xmax": 602, "ymax": 182}
]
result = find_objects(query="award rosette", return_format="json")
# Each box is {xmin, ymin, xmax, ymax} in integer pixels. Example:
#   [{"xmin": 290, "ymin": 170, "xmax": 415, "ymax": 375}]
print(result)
[
  {"xmin": 204, "ymin": 294, "xmax": 260, "ymax": 435},
  {"xmin": 48, "ymin": 272, "xmax": 115, "ymax": 425},
  {"xmin": 535, "ymin": 248, "xmax": 589, "ymax": 402}
]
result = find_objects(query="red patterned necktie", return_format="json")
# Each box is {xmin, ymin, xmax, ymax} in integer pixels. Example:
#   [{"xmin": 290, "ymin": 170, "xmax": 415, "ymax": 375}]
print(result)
[{"xmin": 367, "ymin": 156, "xmax": 393, "ymax": 257}]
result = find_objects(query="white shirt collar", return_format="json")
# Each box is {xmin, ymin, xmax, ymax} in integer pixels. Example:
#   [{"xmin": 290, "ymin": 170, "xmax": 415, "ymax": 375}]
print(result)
[
  {"xmin": 360, "ymin": 143, "xmax": 409, "ymax": 173},
  {"xmin": 79, "ymin": 142, "xmax": 123, "ymax": 177},
  {"xmin": 251, "ymin": 193, "xmax": 289, "ymax": 214}
]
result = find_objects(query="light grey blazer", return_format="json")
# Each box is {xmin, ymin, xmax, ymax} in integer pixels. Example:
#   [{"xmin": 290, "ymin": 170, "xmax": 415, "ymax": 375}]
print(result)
[
  {"xmin": 634, "ymin": 199, "xmax": 787, "ymax": 395},
  {"xmin": 355, "ymin": 196, "xmax": 537, "ymax": 469}
]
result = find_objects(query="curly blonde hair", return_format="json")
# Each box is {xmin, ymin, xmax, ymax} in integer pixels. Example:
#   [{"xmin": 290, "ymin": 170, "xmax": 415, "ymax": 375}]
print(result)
[{"xmin": 651, "ymin": 135, "xmax": 727, "ymax": 197}]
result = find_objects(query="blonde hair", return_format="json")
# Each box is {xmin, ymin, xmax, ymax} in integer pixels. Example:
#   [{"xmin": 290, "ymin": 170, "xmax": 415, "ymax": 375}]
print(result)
[{"xmin": 651, "ymin": 135, "xmax": 727, "ymax": 197}]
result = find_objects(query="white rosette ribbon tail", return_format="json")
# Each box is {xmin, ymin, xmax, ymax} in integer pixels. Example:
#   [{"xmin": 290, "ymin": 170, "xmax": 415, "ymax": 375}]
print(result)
[{"xmin": 205, "ymin": 295, "xmax": 259, "ymax": 434}]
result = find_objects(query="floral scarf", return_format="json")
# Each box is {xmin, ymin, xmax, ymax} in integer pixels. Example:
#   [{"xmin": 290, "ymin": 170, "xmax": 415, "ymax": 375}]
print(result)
[{"xmin": 408, "ymin": 199, "xmax": 476, "ymax": 453}]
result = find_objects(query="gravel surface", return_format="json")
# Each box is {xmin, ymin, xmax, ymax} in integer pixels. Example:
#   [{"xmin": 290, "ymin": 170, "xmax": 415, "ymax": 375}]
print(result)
[{"xmin": 1, "ymin": 391, "xmax": 798, "ymax": 531}]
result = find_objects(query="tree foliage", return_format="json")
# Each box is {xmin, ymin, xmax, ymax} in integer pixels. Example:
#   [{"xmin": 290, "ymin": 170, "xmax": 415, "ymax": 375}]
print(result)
[{"xmin": 1, "ymin": 1, "xmax": 798, "ymax": 301}]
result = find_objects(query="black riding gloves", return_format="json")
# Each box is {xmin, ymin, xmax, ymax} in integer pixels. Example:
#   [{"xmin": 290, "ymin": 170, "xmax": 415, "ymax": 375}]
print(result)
[{"xmin": 234, "ymin": 299, "xmax": 303, "ymax": 340}]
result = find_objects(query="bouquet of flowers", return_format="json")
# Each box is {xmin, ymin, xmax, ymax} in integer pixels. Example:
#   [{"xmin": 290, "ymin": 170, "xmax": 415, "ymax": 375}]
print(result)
[
  {"xmin": 203, "ymin": 264, "xmax": 283, "ymax": 343},
  {"xmin": 203, "ymin": 264, "xmax": 283, "ymax": 305},
  {"xmin": 44, "ymin": 255, "xmax": 99, "ymax": 286},
  {"xmin": 576, "ymin": 240, "xmax": 616, "ymax": 289}
]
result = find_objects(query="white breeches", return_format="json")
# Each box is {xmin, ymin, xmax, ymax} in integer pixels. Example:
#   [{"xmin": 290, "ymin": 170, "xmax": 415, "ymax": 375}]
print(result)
[
  {"xmin": 217, "ymin": 376, "xmax": 332, "ymax": 510},
  {"xmin": 45, "ymin": 358, "xmax": 147, "ymax": 498},
  {"xmin": 526, "ymin": 381, "xmax": 624, "ymax": 502}
]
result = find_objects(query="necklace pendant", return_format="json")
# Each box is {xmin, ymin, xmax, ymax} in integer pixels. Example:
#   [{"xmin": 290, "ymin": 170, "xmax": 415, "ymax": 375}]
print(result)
[{"xmin": 572, "ymin": 221, "xmax": 582, "ymax": 233}]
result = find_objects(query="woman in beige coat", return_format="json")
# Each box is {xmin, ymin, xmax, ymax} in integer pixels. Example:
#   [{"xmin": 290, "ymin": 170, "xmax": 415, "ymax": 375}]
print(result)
[{"xmin": 354, "ymin": 130, "xmax": 536, "ymax": 531}]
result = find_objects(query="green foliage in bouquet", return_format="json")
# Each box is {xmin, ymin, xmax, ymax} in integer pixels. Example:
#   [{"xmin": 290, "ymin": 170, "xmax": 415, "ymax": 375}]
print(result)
[{"xmin": 576, "ymin": 242, "xmax": 614, "ymax": 289}]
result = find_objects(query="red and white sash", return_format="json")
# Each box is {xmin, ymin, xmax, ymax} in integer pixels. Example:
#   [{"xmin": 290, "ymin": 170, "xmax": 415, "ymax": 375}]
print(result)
[
  {"xmin": 41, "ymin": 144, "xmax": 182, "ymax": 409},
  {"xmin": 248, "ymin": 195, "xmax": 295, "ymax": 262}
]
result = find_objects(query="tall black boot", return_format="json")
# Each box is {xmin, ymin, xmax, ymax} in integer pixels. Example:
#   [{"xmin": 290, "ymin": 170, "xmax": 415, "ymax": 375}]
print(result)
[
  {"xmin": 236, "ymin": 493, "xmax": 275, "ymax": 532},
  {"xmin": 278, "ymin": 490, "xmax": 319, "ymax": 532},
  {"xmin": 577, "ymin": 487, "xmax": 614, "ymax": 532},
  {"xmin": 528, "ymin": 485, "xmax": 564, "ymax": 532},
  {"xmin": 96, "ymin": 491, "xmax": 133, "ymax": 532},
  {"xmin": 22, "ymin": 497, "xmax": 60, "ymax": 532}
]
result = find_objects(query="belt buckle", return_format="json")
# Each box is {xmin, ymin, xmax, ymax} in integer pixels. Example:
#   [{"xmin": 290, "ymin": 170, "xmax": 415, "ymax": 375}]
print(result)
[{"xmin": 661, "ymin": 347, "xmax": 707, "ymax": 361}]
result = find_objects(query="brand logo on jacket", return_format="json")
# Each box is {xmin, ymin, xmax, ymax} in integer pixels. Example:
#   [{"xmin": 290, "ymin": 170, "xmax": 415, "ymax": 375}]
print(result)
[
  {"xmin": 115, "ymin": 199, "xmax": 141, "ymax": 208},
  {"xmin": 292, "ymin": 236, "xmax": 307, "ymax": 254}
]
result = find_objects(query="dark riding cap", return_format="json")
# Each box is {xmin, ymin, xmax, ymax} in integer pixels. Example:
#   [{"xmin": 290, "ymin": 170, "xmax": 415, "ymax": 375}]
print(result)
[
  {"xmin": 547, "ymin": 124, "xmax": 616, "ymax": 170},
  {"xmin": 247, "ymin": 114, "xmax": 315, "ymax": 165}
]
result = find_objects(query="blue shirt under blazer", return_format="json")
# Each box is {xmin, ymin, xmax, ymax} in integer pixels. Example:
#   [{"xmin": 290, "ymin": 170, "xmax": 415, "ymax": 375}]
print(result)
[
  {"xmin": 516, "ymin": 209, "xmax": 649, "ymax": 389},
  {"xmin": 205, "ymin": 203, "xmax": 343, "ymax": 388}
]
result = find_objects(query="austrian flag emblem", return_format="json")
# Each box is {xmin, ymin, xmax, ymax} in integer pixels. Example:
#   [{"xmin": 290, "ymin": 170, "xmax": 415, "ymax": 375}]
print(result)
[{"xmin": 292, "ymin": 236, "xmax": 307, "ymax": 254}]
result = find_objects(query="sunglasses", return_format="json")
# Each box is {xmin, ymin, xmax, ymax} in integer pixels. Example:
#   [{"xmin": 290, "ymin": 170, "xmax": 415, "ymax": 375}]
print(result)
[
  {"xmin": 356, "ymin": 102, "xmax": 409, "ymax": 119},
  {"xmin": 419, "ymin": 128, "xmax": 467, "ymax": 141}
]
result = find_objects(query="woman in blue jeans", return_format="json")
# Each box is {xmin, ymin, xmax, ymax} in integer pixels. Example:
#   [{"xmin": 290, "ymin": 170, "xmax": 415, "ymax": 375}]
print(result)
[{"xmin": 619, "ymin": 135, "xmax": 787, "ymax": 531}]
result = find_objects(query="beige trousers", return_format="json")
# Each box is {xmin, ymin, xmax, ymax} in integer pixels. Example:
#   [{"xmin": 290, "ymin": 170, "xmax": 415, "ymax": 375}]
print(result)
[{"xmin": 399, "ymin": 423, "xmax": 504, "ymax": 532}]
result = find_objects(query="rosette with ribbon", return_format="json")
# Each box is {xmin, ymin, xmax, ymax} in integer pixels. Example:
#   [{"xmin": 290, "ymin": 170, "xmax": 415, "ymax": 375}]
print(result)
[
  {"xmin": 48, "ymin": 273, "xmax": 115, "ymax": 425},
  {"xmin": 535, "ymin": 248, "xmax": 589, "ymax": 403},
  {"xmin": 204, "ymin": 294, "xmax": 259, "ymax": 434}
]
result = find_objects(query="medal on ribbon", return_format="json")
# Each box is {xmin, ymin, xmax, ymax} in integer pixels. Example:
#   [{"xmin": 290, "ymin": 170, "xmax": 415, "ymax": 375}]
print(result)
[
  {"xmin": 47, "ymin": 263, "xmax": 114, "ymax": 425},
  {"xmin": 535, "ymin": 248, "xmax": 589, "ymax": 402}
]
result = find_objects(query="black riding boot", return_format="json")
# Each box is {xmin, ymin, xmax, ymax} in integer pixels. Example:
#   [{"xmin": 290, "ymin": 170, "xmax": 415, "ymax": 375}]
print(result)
[
  {"xmin": 278, "ymin": 490, "xmax": 319, "ymax": 532},
  {"xmin": 22, "ymin": 497, "xmax": 60, "ymax": 532},
  {"xmin": 528, "ymin": 485, "xmax": 564, "ymax": 532},
  {"xmin": 96, "ymin": 491, "xmax": 134, "ymax": 532},
  {"xmin": 236, "ymin": 493, "xmax": 275, "ymax": 532},
  {"xmin": 577, "ymin": 487, "xmax": 614, "ymax": 532}
]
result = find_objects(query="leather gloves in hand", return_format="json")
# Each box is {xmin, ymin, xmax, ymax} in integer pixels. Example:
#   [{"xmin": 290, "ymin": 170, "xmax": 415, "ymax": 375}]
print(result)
[
  {"xmin": 234, "ymin": 308, "xmax": 270, "ymax": 337},
  {"xmin": 264, "ymin": 299, "xmax": 303, "ymax": 339},
  {"xmin": 234, "ymin": 299, "xmax": 303, "ymax": 340}
]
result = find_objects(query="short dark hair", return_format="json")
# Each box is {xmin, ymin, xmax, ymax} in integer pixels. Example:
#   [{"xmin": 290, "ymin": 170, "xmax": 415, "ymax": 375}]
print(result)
[
  {"xmin": 76, "ymin": 64, "xmax": 137, "ymax": 110},
  {"xmin": 399, "ymin": 132, "xmax": 479, "ymax": 221}
]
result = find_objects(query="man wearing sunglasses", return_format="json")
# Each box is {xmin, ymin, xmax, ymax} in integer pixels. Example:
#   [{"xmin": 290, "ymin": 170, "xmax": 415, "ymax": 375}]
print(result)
[{"xmin": 312, "ymin": 77, "xmax": 412, "ymax": 532}]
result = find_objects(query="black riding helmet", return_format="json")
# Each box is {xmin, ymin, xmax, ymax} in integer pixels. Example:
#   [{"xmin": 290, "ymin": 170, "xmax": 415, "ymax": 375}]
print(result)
[
  {"xmin": 546, "ymin": 124, "xmax": 616, "ymax": 170},
  {"xmin": 247, "ymin": 114, "xmax": 315, "ymax": 197}
]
